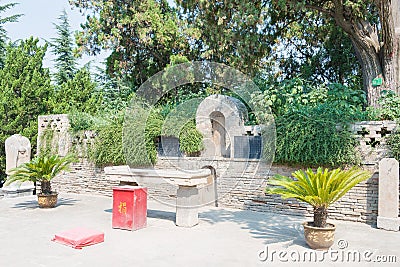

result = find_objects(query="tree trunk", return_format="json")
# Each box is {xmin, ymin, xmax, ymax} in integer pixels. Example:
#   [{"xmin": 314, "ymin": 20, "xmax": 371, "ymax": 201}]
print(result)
[
  {"xmin": 350, "ymin": 37, "xmax": 383, "ymax": 107},
  {"xmin": 313, "ymin": 206, "xmax": 328, "ymax": 228},
  {"xmin": 378, "ymin": 0, "xmax": 399, "ymax": 95},
  {"xmin": 40, "ymin": 180, "xmax": 52, "ymax": 195},
  {"xmin": 330, "ymin": 1, "xmax": 399, "ymax": 107},
  {"xmin": 392, "ymin": 0, "xmax": 400, "ymax": 94}
]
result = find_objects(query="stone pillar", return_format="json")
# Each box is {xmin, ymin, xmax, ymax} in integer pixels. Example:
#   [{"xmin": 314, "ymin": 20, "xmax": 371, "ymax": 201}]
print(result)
[
  {"xmin": 176, "ymin": 186, "xmax": 199, "ymax": 227},
  {"xmin": 377, "ymin": 158, "xmax": 400, "ymax": 231}
]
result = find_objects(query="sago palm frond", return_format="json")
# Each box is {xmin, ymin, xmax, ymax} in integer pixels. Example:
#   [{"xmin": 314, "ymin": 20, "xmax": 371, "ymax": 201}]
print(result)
[
  {"xmin": 5, "ymin": 154, "xmax": 77, "ymax": 185},
  {"xmin": 266, "ymin": 167, "xmax": 371, "ymax": 208}
]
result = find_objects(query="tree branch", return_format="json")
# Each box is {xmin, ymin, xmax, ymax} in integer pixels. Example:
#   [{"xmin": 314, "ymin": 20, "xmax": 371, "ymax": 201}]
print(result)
[{"xmin": 304, "ymin": 4, "xmax": 334, "ymax": 17}]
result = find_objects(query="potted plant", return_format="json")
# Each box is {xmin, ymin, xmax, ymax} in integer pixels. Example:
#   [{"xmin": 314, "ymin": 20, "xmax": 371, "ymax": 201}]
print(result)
[
  {"xmin": 266, "ymin": 167, "xmax": 371, "ymax": 250},
  {"xmin": 5, "ymin": 154, "xmax": 76, "ymax": 208}
]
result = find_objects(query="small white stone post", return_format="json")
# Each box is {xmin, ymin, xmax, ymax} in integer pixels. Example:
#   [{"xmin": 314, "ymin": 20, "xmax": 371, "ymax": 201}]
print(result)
[
  {"xmin": 377, "ymin": 158, "xmax": 400, "ymax": 231},
  {"xmin": 176, "ymin": 186, "xmax": 199, "ymax": 227}
]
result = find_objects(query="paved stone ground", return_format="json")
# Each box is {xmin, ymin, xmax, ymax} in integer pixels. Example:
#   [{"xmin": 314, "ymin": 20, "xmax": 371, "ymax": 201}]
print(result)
[{"xmin": 0, "ymin": 193, "xmax": 399, "ymax": 267}]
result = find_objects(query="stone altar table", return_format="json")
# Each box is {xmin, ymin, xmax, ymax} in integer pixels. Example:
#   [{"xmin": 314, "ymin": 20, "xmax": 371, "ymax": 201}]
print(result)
[{"xmin": 104, "ymin": 166, "xmax": 211, "ymax": 227}]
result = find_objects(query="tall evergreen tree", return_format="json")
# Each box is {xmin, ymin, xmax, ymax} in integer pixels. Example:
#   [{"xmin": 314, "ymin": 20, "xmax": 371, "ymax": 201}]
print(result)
[
  {"xmin": 0, "ymin": 1, "xmax": 21, "ymax": 68},
  {"xmin": 52, "ymin": 67, "xmax": 102, "ymax": 115},
  {"xmin": 51, "ymin": 9, "xmax": 77, "ymax": 85},
  {"xmin": 0, "ymin": 38, "xmax": 53, "ymax": 181}
]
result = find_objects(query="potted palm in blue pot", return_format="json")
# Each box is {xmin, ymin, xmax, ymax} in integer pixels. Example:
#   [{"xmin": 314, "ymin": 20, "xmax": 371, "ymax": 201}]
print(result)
[{"xmin": 266, "ymin": 167, "xmax": 371, "ymax": 250}]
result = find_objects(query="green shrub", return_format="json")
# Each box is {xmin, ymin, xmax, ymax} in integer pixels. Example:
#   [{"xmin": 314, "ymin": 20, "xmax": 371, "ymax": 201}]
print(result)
[
  {"xmin": 253, "ymin": 78, "xmax": 366, "ymax": 117},
  {"xmin": 387, "ymin": 129, "xmax": 400, "ymax": 161},
  {"xmin": 375, "ymin": 90, "xmax": 400, "ymax": 120},
  {"xmin": 274, "ymin": 103, "xmax": 361, "ymax": 167},
  {"xmin": 88, "ymin": 115, "xmax": 125, "ymax": 166},
  {"xmin": 123, "ymin": 103, "xmax": 163, "ymax": 167},
  {"xmin": 69, "ymin": 102, "xmax": 204, "ymax": 167},
  {"xmin": 38, "ymin": 126, "xmax": 56, "ymax": 157},
  {"xmin": 179, "ymin": 120, "xmax": 204, "ymax": 154}
]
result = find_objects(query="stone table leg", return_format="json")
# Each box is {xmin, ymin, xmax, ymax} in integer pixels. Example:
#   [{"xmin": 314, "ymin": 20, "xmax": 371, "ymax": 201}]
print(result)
[{"xmin": 176, "ymin": 186, "xmax": 199, "ymax": 227}]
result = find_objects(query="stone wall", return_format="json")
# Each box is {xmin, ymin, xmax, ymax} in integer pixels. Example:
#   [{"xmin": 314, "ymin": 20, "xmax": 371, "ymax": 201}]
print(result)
[
  {"xmin": 37, "ymin": 114, "xmax": 71, "ymax": 156},
  {"xmin": 156, "ymin": 158, "xmax": 382, "ymax": 224},
  {"xmin": 40, "ymin": 114, "xmax": 398, "ymax": 225},
  {"xmin": 349, "ymin": 120, "xmax": 397, "ymax": 169},
  {"xmin": 51, "ymin": 156, "xmax": 384, "ymax": 224}
]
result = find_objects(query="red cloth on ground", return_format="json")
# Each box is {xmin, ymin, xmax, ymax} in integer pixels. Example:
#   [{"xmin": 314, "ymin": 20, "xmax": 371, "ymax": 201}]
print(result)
[{"xmin": 51, "ymin": 227, "xmax": 104, "ymax": 249}]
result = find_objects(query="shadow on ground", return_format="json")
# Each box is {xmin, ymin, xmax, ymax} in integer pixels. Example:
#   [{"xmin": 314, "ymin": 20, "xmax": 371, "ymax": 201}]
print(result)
[
  {"xmin": 103, "ymin": 208, "xmax": 176, "ymax": 223},
  {"xmin": 12, "ymin": 197, "xmax": 79, "ymax": 210},
  {"xmin": 147, "ymin": 209, "xmax": 176, "ymax": 222},
  {"xmin": 200, "ymin": 209, "xmax": 306, "ymax": 247}
]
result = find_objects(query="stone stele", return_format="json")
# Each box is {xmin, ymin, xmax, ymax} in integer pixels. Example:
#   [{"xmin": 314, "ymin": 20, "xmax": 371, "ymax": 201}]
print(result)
[
  {"xmin": 377, "ymin": 158, "xmax": 400, "ymax": 231},
  {"xmin": 2, "ymin": 134, "xmax": 34, "ymax": 197}
]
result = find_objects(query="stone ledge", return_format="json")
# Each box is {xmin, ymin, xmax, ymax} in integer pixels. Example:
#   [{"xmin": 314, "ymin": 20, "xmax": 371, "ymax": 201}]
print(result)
[{"xmin": 377, "ymin": 216, "xmax": 400, "ymax": 231}]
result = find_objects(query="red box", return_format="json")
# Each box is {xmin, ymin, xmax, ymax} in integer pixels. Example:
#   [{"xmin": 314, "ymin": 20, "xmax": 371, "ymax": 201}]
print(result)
[
  {"xmin": 52, "ymin": 227, "xmax": 104, "ymax": 249},
  {"xmin": 112, "ymin": 186, "xmax": 147, "ymax": 231}
]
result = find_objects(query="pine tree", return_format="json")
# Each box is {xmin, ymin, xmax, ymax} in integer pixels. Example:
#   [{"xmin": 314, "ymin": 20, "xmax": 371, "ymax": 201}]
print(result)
[
  {"xmin": 0, "ymin": 37, "xmax": 53, "ymax": 181},
  {"xmin": 0, "ymin": 2, "xmax": 21, "ymax": 68},
  {"xmin": 52, "ymin": 67, "xmax": 102, "ymax": 115},
  {"xmin": 51, "ymin": 9, "xmax": 77, "ymax": 85}
]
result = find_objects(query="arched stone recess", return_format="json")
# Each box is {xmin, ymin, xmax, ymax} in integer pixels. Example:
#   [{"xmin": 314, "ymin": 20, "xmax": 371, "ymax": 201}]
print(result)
[{"xmin": 196, "ymin": 94, "xmax": 248, "ymax": 158}]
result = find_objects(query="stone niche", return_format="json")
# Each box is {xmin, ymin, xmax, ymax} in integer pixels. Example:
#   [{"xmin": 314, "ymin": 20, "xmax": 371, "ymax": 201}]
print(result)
[{"xmin": 196, "ymin": 94, "xmax": 248, "ymax": 158}]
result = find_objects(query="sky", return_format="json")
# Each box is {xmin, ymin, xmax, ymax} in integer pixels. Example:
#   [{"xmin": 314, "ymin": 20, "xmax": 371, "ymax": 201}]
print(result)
[{"xmin": 2, "ymin": 0, "xmax": 109, "ymax": 71}]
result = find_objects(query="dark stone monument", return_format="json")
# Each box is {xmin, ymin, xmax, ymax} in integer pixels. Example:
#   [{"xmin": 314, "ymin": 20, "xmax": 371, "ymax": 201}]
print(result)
[
  {"xmin": 157, "ymin": 136, "xmax": 182, "ymax": 157},
  {"xmin": 233, "ymin": 136, "xmax": 262, "ymax": 159}
]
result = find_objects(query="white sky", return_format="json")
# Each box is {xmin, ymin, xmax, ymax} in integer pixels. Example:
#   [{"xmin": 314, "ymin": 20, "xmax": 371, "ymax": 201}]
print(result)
[{"xmin": 2, "ymin": 0, "xmax": 109, "ymax": 71}]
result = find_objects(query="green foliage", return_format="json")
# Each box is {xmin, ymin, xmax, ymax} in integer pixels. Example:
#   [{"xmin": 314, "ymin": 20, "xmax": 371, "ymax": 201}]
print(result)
[
  {"xmin": 52, "ymin": 67, "xmax": 102, "ymax": 114},
  {"xmin": 270, "ymin": 11, "xmax": 362, "ymax": 86},
  {"xmin": 39, "ymin": 126, "xmax": 56, "ymax": 157},
  {"xmin": 71, "ymin": 0, "xmax": 186, "ymax": 86},
  {"xmin": 0, "ymin": 2, "xmax": 21, "ymax": 68},
  {"xmin": 0, "ymin": 38, "xmax": 53, "ymax": 181},
  {"xmin": 88, "ymin": 114, "xmax": 126, "ymax": 166},
  {"xmin": 179, "ymin": 120, "xmax": 204, "ymax": 154},
  {"xmin": 69, "ymin": 111, "xmax": 111, "ymax": 132},
  {"xmin": 274, "ymin": 103, "xmax": 362, "ymax": 167},
  {"xmin": 387, "ymin": 129, "xmax": 400, "ymax": 161},
  {"xmin": 371, "ymin": 90, "xmax": 400, "ymax": 120},
  {"xmin": 50, "ymin": 9, "xmax": 77, "ymax": 85},
  {"xmin": 176, "ymin": 0, "xmax": 270, "ymax": 75},
  {"xmin": 266, "ymin": 167, "xmax": 371, "ymax": 227},
  {"xmin": 253, "ymin": 78, "xmax": 366, "ymax": 117},
  {"xmin": 123, "ymin": 103, "xmax": 163, "ymax": 167},
  {"xmin": 5, "ymin": 154, "xmax": 77, "ymax": 194},
  {"xmin": 251, "ymin": 78, "xmax": 367, "ymax": 167},
  {"xmin": 93, "ymin": 66, "xmax": 136, "ymax": 113}
]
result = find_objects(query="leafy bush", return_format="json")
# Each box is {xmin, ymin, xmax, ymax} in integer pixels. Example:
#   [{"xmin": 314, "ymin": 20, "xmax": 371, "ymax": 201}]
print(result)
[
  {"xmin": 88, "ymin": 115, "xmax": 126, "ymax": 166},
  {"xmin": 179, "ymin": 120, "xmax": 204, "ymax": 154},
  {"xmin": 274, "ymin": 103, "xmax": 361, "ymax": 167},
  {"xmin": 52, "ymin": 67, "xmax": 102, "ymax": 115},
  {"xmin": 69, "ymin": 101, "xmax": 204, "ymax": 167},
  {"xmin": 252, "ymin": 78, "xmax": 366, "ymax": 167},
  {"xmin": 387, "ymin": 129, "xmax": 400, "ymax": 161},
  {"xmin": 123, "ymin": 104, "xmax": 163, "ymax": 167},
  {"xmin": 253, "ymin": 78, "xmax": 366, "ymax": 117},
  {"xmin": 371, "ymin": 90, "xmax": 400, "ymax": 120}
]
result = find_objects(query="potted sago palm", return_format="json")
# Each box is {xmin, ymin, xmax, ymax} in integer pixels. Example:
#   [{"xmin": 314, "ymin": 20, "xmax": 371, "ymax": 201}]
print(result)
[
  {"xmin": 266, "ymin": 167, "xmax": 371, "ymax": 250},
  {"xmin": 5, "ymin": 154, "xmax": 77, "ymax": 208}
]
